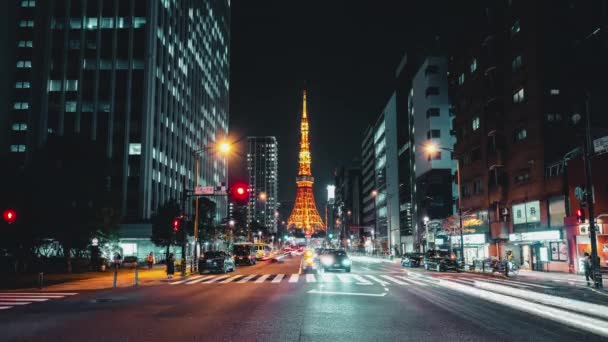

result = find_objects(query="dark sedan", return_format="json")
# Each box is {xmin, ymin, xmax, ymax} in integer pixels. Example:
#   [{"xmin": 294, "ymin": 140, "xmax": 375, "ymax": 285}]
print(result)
[
  {"xmin": 401, "ymin": 253, "xmax": 424, "ymax": 267},
  {"xmin": 199, "ymin": 251, "xmax": 236, "ymax": 274},
  {"xmin": 423, "ymin": 250, "xmax": 461, "ymax": 272},
  {"xmin": 319, "ymin": 250, "xmax": 351, "ymax": 272}
]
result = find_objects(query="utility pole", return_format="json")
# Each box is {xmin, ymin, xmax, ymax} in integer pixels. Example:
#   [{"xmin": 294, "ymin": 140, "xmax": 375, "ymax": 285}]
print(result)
[
  {"xmin": 193, "ymin": 159, "xmax": 199, "ymax": 273},
  {"xmin": 583, "ymin": 93, "xmax": 603, "ymax": 289},
  {"xmin": 181, "ymin": 175, "xmax": 187, "ymax": 277}
]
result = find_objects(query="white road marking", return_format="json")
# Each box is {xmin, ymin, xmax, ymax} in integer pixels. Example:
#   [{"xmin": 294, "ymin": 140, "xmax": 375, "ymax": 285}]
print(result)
[
  {"xmin": 0, "ymin": 292, "xmax": 77, "ymax": 296},
  {"xmin": 380, "ymin": 275, "xmax": 407, "ymax": 285},
  {"xmin": 184, "ymin": 275, "xmax": 215, "ymax": 285},
  {"xmin": 272, "ymin": 274, "xmax": 285, "ymax": 283},
  {"xmin": 289, "ymin": 274, "xmax": 299, "ymax": 283},
  {"xmin": 352, "ymin": 275, "xmax": 372, "ymax": 284},
  {"xmin": 306, "ymin": 274, "xmax": 317, "ymax": 283},
  {"xmin": 170, "ymin": 275, "xmax": 204, "ymax": 285},
  {"xmin": 0, "ymin": 302, "xmax": 31, "ymax": 305},
  {"xmin": 365, "ymin": 275, "xmax": 390, "ymax": 286},
  {"xmin": 321, "ymin": 273, "xmax": 335, "ymax": 282},
  {"xmin": 308, "ymin": 289, "xmax": 387, "ymax": 297},
  {"xmin": 0, "ymin": 298, "xmax": 49, "ymax": 302},
  {"xmin": 396, "ymin": 275, "xmax": 428, "ymax": 287},
  {"xmin": 0, "ymin": 294, "xmax": 64, "ymax": 298},
  {"xmin": 336, "ymin": 274, "xmax": 352, "ymax": 283},
  {"xmin": 255, "ymin": 275, "xmax": 270, "ymax": 283},
  {"xmin": 220, "ymin": 275, "xmax": 244, "ymax": 283},
  {"xmin": 204, "ymin": 275, "xmax": 230, "ymax": 284},
  {"xmin": 0, "ymin": 306, "xmax": 11, "ymax": 310},
  {"xmin": 237, "ymin": 275, "xmax": 257, "ymax": 283}
]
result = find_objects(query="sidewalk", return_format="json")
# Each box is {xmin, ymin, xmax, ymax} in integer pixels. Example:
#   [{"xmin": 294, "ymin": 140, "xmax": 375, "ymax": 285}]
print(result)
[{"xmin": 2, "ymin": 266, "xmax": 189, "ymax": 292}]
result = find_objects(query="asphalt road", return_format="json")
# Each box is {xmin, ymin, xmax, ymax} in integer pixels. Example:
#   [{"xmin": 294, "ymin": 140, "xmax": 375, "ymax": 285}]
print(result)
[{"xmin": 1, "ymin": 255, "xmax": 607, "ymax": 342}]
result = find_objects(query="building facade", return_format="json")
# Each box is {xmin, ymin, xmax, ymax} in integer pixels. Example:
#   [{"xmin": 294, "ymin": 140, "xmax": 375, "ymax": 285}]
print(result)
[
  {"xmin": 334, "ymin": 162, "xmax": 362, "ymax": 241},
  {"xmin": 246, "ymin": 136, "xmax": 278, "ymax": 233},
  {"xmin": 3, "ymin": 0, "xmax": 230, "ymax": 225},
  {"xmin": 361, "ymin": 126, "xmax": 376, "ymax": 236},
  {"xmin": 448, "ymin": 0, "xmax": 606, "ymax": 268},
  {"xmin": 409, "ymin": 56, "xmax": 457, "ymax": 252}
]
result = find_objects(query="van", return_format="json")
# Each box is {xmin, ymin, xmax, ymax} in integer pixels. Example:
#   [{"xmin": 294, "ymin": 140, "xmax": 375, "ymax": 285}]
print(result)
[
  {"xmin": 233, "ymin": 243, "xmax": 256, "ymax": 265},
  {"xmin": 253, "ymin": 243, "xmax": 274, "ymax": 260}
]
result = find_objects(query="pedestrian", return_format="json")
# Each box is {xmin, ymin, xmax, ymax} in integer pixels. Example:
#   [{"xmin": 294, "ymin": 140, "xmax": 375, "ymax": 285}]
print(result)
[
  {"xmin": 166, "ymin": 253, "xmax": 175, "ymax": 279},
  {"xmin": 583, "ymin": 252, "xmax": 592, "ymax": 286},
  {"xmin": 505, "ymin": 250, "xmax": 514, "ymax": 277},
  {"xmin": 146, "ymin": 252, "xmax": 155, "ymax": 270}
]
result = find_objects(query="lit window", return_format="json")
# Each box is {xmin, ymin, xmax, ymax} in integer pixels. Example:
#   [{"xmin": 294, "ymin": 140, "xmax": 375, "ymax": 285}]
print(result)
[
  {"xmin": 11, "ymin": 123, "xmax": 27, "ymax": 131},
  {"xmin": 512, "ymin": 55, "xmax": 522, "ymax": 71},
  {"xmin": 13, "ymin": 102, "xmax": 29, "ymax": 110},
  {"xmin": 17, "ymin": 40, "xmax": 33, "ymax": 48},
  {"xmin": 129, "ymin": 143, "xmax": 142, "ymax": 155},
  {"xmin": 472, "ymin": 116, "xmax": 480, "ymax": 131},
  {"xmin": 470, "ymin": 58, "xmax": 477, "ymax": 73},
  {"xmin": 21, "ymin": 0, "xmax": 35, "ymax": 7},
  {"xmin": 458, "ymin": 73, "xmax": 465, "ymax": 85},
  {"xmin": 15, "ymin": 81, "xmax": 31, "ymax": 88},
  {"xmin": 550, "ymin": 89, "xmax": 560, "ymax": 95},
  {"xmin": 19, "ymin": 20, "xmax": 34, "ymax": 27},
  {"xmin": 65, "ymin": 101, "xmax": 77, "ymax": 112},
  {"xmin": 10, "ymin": 145, "xmax": 26, "ymax": 152},
  {"xmin": 16, "ymin": 61, "xmax": 32, "ymax": 68},
  {"xmin": 513, "ymin": 87, "xmax": 525, "ymax": 103},
  {"xmin": 514, "ymin": 128, "xmax": 527, "ymax": 141}
]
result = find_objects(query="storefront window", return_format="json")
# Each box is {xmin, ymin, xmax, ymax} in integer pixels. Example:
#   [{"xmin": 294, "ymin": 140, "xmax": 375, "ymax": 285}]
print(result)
[
  {"xmin": 548, "ymin": 197, "xmax": 566, "ymax": 227},
  {"xmin": 550, "ymin": 241, "xmax": 567, "ymax": 261}
]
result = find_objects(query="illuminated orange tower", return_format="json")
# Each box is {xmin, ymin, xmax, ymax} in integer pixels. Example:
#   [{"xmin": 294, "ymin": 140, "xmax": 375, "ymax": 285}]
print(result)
[{"xmin": 287, "ymin": 90, "xmax": 325, "ymax": 236}]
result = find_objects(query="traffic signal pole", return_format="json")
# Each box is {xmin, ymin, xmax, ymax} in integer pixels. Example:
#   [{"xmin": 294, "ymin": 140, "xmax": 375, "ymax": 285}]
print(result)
[
  {"xmin": 181, "ymin": 176, "xmax": 187, "ymax": 277},
  {"xmin": 583, "ymin": 94, "xmax": 602, "ymax": 289}
]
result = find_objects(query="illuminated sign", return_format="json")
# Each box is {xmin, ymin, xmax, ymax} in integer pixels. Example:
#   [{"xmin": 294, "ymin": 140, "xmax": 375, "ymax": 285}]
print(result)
[
  {"xmin": 451, "ymin": 234, "xmax": 486, "ymax": 245},
  {"xmin": 327, "ymin": 185, "xmax": 335, "ymax": 201},
  {"xmin": 463, "ymin": 218, "xmax": 484, "ymax": 227},
  {"xmin": 509, "ymin": 230, "xmax": 561, "ymax": 242},
  {"xmin": 512, "ymin": 201, "xmax": 541, "ymax": 225}
]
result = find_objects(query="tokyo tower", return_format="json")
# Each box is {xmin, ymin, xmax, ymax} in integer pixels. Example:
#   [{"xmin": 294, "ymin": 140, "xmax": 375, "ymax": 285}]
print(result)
[{"xmin": 287, "ymin": 90, "xmax": 326, "ymax": 236}]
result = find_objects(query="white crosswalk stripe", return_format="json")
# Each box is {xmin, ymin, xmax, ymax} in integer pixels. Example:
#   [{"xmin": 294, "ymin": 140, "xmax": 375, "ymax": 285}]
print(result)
[
  {"xmin": 206, "ymin": 275, "xmax": 230, "ymax": 283},
  {"xmin": 255, "ymin": 275, "xmax": 271, "ymax": 283},
  {"xmin": 0, "ymin": 292, "xmax": 77, "ymax": 311},
  {"xmin": 306, "ymin": 274, "xmax": 317, "ymax": 283},
  {"xmin": 380, "ymin": 275, "xmax": 408, "ymax": 285},
  {"xmin": 321, "ymin": 274, "xmax": 335, "ymax": 283},
  {"xmin": 171, "ymin": 275, "xmax": 204, "ymax": 285},
  {"xmin": 237, "ymin": 275, "xmax": 257, "ymax": 283},
  {"xmin": 289, "ymin": 274, "xmax": 299, "ymax": 283},
  {"xmin": 220, "ymin": 275, "xmax": 244, "ymax": 283},
  {"xmin": 352, "ymin": 274, "xmax": 372, "ymax": 284},
  {"xmin": 184, "ymin": 275, "xmax": 215, "ymax": 285},
  {"xmin": 396, "ymin": 275, "xmax": 429, "ymax": 287},
  {"xmin": 365, "ymin": 275, "xmax": 390, "ymax": 285},
  {"xmin": 336, "ymin": 274, "xmax": 352, "ymax": 283},
  {"xmin": 272, "ymin": 274, "xmax": 285, "ymax": 283}
]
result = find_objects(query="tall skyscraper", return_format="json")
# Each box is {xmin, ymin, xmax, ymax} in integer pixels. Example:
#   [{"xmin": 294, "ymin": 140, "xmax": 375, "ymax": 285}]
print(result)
[
  {"xmin": 247, "ymin": 136, "xmax": 279, "ymax": 233},
  {"xmin": 287, "ymin": 90, "xmax": 325, "ymax": 236},
  {"xmin": 2, "ymin": 0, "xmax": 230, "ymax": 222}
]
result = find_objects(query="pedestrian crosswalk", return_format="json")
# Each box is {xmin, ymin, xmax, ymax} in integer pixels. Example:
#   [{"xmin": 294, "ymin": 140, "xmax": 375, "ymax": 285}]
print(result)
[
  {"xmin": 168, "ymin": 273, "xmax": 435, "ymax": 286},
  {"xmin": 439, "ymin": 275, "xmax": 554, "ymax": 290},
  {"xmin": 0, "ymin": 292, "xmax": 77, "ymax": 311}
]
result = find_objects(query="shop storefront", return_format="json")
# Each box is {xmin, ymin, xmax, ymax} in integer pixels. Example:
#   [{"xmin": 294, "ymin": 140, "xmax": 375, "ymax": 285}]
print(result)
[
  {"xmin": 506, "ymin": 230, "xmax": 568, "ymax": 272},
  {"xmin": 451, "ymin": 233, "xmax": 489, "ymax": 265},
  {"xmin": 571, "ymin": 223, "xmax": 608, "ymax": 274}
]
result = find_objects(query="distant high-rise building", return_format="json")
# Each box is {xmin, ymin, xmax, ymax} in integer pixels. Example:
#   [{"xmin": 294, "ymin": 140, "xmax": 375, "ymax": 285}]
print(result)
[
  {"xmin": 247, "ymin": 136, "xmax": 279, "ymax": 232},
  {"xmin": 2, "ymin": 0, "xmax": 230, "ymax": 223},
  {"xmin": 361, "ymin": 126, "xmax": 375, "ymax": 234}
]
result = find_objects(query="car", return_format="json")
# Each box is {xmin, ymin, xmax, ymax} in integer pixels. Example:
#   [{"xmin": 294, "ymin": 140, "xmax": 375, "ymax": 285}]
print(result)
[
  {"xmin": 233, "ymin": 243, "xmax": 257, "ymax": 265},
  {"xmin": 401, "ymin": 253, "xmax": 424, "ymax": 267},
  {"xmin": 319, "ymin": 249, "xmax": 351, "ymax": 272},
  {"xmin": 253, "ymin": 243, "xmax": 275, "ymax": 260},
  {"xmin": 121, "ymin": 256, "xmax": 139, "ymax": 268},
  {"xmin": 199, "ymin": 251, "xmax": 236, "ymax": 274},
  {"xmin": 423, "ymin": 250, "xmax": 460, "ymax": 272},
  {"xmin": 281, "ymin": 247, "xmax": 293, "ymax": 257}
]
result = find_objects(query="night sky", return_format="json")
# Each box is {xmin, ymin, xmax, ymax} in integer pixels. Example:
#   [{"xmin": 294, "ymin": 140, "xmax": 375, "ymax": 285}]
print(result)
[{"xmin": 229, "ymin": 1, "xmax": 469, "ymax": 207}]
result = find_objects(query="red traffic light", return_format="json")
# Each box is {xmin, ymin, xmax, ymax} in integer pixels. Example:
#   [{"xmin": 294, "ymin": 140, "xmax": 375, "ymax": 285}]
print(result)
[
  {"xmin": 576, "ymin": 208, "xmax": 585, "ymax": 224},
  {"xmin": 173, "ymin": 218, "xmax": 180, "ymax": 232},
  {"xmin": 236, "ymin": 187, "xmax": 245, "ymax": 196},
  {"xmin": 3, "ymin": 209, "xmax": 17, "ymax": 224},
  {"xmin": 230, "ymin": 183, "xmax": 249, "ymax": 204}
]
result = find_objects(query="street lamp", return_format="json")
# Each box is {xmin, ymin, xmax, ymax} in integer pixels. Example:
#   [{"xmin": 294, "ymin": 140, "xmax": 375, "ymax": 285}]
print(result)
[
  {"xmin": 423, "ymin": 216, "xmax": 430, "ymax": 252},
  {"xmin": 259, "ymin": 192, "xmax": 267, "ymax": 201},
  {"xmin": 424, "ymin": 142, "xmax": 464, "ymax": 266}
]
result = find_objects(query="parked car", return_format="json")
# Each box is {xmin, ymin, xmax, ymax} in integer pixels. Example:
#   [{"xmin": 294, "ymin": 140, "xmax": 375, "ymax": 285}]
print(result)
[
  {"xmin": 233, "ymin": 243, "xmax": 257, "ymax": 266},
  {"xmin": 319, "ymin": 249, "xmax": 351, "ymax": 272},
  {"xmin": 121, "ymin": 256, "xmax": 139, "ymax": 268},
  {"xmin": 199, "ymin": 251, "xmax": 236, "ymax": 274},
  {"xmin": 423, "ymin": 250, "xmax": 460, "ymax": 272},
  {"xmin": 401, "ymin": 253, "xmax": 424, "ymax": 267}
]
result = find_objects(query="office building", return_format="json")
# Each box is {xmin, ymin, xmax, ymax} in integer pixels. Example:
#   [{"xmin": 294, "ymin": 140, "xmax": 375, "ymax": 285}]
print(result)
[{"xmin": 247, "ymin": 136, "xmax": 279, "ymax": 233}]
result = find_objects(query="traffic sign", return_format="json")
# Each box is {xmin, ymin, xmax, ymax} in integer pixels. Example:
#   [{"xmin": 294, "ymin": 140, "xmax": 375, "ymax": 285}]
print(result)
[
  {"xmin": 195, "ymin": 186, "xmax": 214, "ymax": 195},
  {"xmin": 594, "ymin": 136, "xmax": 608, "ymax": 155}
]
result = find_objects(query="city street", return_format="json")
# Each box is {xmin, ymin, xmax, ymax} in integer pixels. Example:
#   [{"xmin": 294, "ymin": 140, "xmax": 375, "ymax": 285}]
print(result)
[{"xmin": 1, "ymin": 254, "xmax": 608, "ymax": 341}]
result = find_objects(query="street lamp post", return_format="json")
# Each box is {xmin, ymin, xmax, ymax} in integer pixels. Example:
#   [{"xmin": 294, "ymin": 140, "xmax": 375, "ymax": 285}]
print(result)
[
  {"xmin": 423, "ymin": 216, "xmax": 430, "ymax": 252},
  {"xmin": 425, "ymin": 142, "xmax": 465, "ymax": 265}
]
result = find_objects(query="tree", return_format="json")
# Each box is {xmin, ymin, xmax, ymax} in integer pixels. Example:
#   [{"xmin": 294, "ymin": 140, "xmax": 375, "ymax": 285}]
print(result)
[
  {"xmin": 151, "ymin": 200, "xmax": 181, "ymax": 259},
  {"xmin": 26, "ymin": 135, "xmax": 119, "ymax": 273}
]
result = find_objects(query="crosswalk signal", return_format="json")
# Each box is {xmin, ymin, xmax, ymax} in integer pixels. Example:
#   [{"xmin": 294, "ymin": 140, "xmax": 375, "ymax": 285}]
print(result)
[
  {"xmin": 2, "ymin": 209, "xmax": 17, "ymax": 224},
  {"xmin": 173, "ymin": 218, "xmax": 180, "ymax": 232},
  {"xmin": 576, "ymin": 208, "xmax": 585, "ymax": 224}
]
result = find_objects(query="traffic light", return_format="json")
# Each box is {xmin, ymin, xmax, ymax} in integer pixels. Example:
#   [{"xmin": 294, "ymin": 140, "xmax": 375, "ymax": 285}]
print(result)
[
  {"xmin": 576, "ymin": 208, "xmax": 585, "ymax": 224},
  {"xmin": 172, "ymin": 218, "xmax": 180, "ymax": 232},
  {"xmin": 230, "ymin": 183, "xmax": 249, "ymax": 205},
  {"xmin": 2, "ymin": 209, "xmax": 17, "ymax": 224},
  {"xmin": 329, "ymin": 233, "xmax": 333, "ymax": 239}
]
